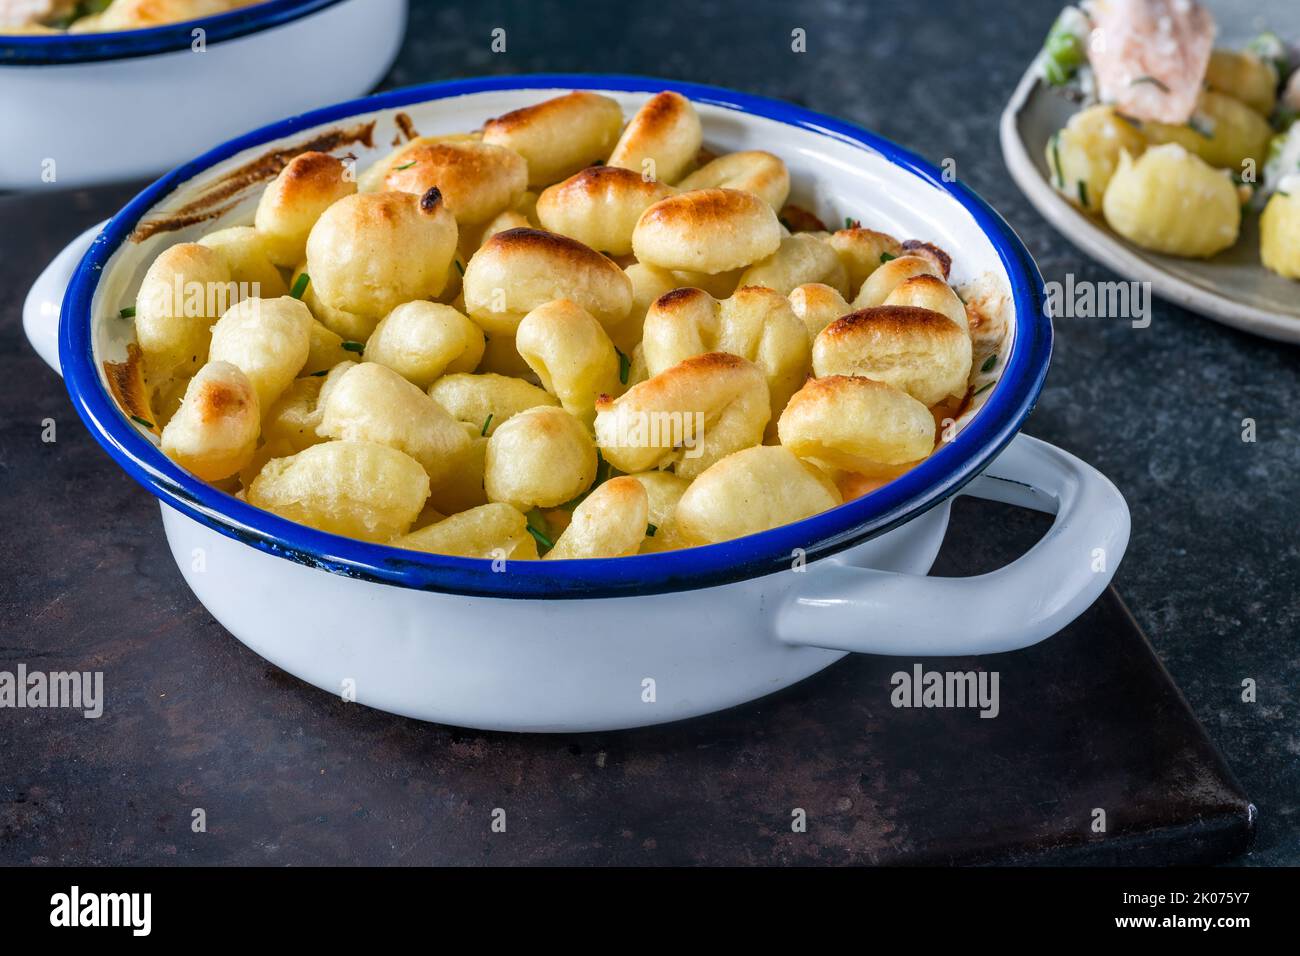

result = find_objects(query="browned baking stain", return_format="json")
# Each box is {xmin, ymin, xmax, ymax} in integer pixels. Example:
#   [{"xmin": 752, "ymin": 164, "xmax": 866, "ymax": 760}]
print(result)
[
  {"xmin": 393, "ymin": 112, "xmax": 420, "ymax": 146},
  {"xmin": 103, "ymin": 343, "xmax": 155, "ymax": 431},
  {"xmin": 901, "ymin": 239, "xmax": 953, "ymax": 278},
  {"xmin": 129, "ymin": 121, "xmax": 377, "ymax": 242}
]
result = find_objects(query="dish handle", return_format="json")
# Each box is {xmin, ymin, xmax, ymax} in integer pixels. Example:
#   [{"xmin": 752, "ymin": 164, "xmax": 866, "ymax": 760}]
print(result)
[
  {"xmin": 23, "ymin": 221, "xmax": 105, "ymax": 378},
  {"xmin": 776, "ymin": 434, "xmax": 1130, "ymax": 655}
]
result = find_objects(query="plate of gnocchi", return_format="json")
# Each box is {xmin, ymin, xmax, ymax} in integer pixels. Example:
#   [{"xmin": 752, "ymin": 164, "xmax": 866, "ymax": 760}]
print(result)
[
  {"xmin": 1001, "ymin": 0, "xmax": 1300, "ymax": 343},
  {"xmin": 25, "ymin": 75, "xmax": 1129, "ymax": 730}
]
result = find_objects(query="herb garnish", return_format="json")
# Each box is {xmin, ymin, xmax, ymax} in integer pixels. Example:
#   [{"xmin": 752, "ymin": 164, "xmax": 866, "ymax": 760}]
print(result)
[
  {"xmin": 341, "ymin": 340, "xmax": 364, "ymax": 353},
  {"xmin": 130, "ymin": 415, "xmax": 155, "ymax": 429},
  {"xmin": 119, "ymin": 306, "xmax": 136, "ymax": 319},
  {"xmin": 646, "ymin": 523, "xmax": 658, "ymax": 537},
  {"xmin": 453, "ymin": 259, "xmax": 465, "ymax": 276},
  {"xmin": 981, "ymin": 353, "xmax": 998, "ymax": 374},
  {"xmin": 525, "ymin": 510, "xmax": 554, "ymax": 551},
  {"xmin": 973, "ymin": 381, "xmax": 995, "ymax": 396},
  {"xmin": 1129, "ymin": 75, "xmax": 1170, "ymax": 93},
  {"xmin": 1077, "ymin": 180, "xmax": 1089, "ymax": 207},
  {"xmin": 880, "ymin": 251, "xmax": 896, "ymax": 264},
  {"xmin": 616, "ymin": 348, "xmax": 631, "ymax": 385},
  {"xmin": 1050, "ymin": 132, "xmax": 1064, "ymax": 187},
  {"xmin": 393, "ymin": 160, "xmax": 417, "ymax": 171},
  {"xmin": 289, "ymin": 273, "xmax": 310, "ymax": 299},
  {"xmin": 480, "ymin": 413, "xmax": 493, "ymax": 436}
]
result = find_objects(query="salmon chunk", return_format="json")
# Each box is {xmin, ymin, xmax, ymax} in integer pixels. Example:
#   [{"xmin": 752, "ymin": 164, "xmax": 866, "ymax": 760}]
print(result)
[{"xmin": 1089, "ymin": 0, "xmax": 1217, "ymax": 124}]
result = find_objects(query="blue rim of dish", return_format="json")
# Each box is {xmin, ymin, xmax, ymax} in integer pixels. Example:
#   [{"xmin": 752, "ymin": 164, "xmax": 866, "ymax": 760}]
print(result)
[
  {"xmin": 60, "ymin": 73, "xmax": 1051, "ymax": 600},
  {"xmin": 0, "ymin": 0, "xmax": 346, "ymax": 66}
]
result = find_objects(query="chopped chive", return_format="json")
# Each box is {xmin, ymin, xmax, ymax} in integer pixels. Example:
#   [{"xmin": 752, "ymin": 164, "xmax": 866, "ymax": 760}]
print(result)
[
  {"xmin": 130, "ymin": 415, "xmax": 155, "ymax": 429},
  {"xmin": 1077, "ymin": 180, "xmax": 1089, "ymax": 207},
  {"xmin": 1050, "ymin": 131, "xmax": 1064, "ymax": 188},
  {"xmin": 341, "ymin": 340, "xmax": 364, "ymax": 353},
  {"xmin": 844, "ymin": 217, "xmax": 861, "ymax": 230},
  {"xmin": 973, "ymin": 381, "xmax": 995, "ymax": 396},
  {"xmin": 616, "ymin": 348, "xmax": 630, "ymax": 385},
  {"xmin": 118, "ymin": 306, "xmax": 136, "ymax": 319},
  {"xmin": 525, "ymin": 510, "xmax": 553, "ymax": 551},
  {"xmin": 453, "ymin": 258, "xmax": 465, "ymax": 276},
  {"xmin": 981, "ymin": 353, "xmax": 998, "ymax": 373},
  {"xmin": 393, "ymin": 160, "xmax": 417, "ymax": 170},
  {"xmin": 879, "ymin": 251, "xmax": 897, "ymax": 264},
  {"xmin": 480, "ymin": 413, "xmax": 493, "ymax": 436},
  {"xmin": 310, "ymin": 369, "xmax": 329, "ymax": 377},
  {"xmin": 289, "ymin": 272, "xmax": 310, "ymax": 299},
  {"xmin": 1129, "ymin": 75, "xmax": 1170, "ymax": 93},
  {"xmin": 646, "ymin": 523, "xmax": 658, "ymax": 537}
]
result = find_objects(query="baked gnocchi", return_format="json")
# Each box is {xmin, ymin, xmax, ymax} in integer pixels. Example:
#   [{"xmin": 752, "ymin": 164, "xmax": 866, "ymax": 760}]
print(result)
[{"xmin": 125, "ymin": 88, "xmax": 992, "ymax": 560}]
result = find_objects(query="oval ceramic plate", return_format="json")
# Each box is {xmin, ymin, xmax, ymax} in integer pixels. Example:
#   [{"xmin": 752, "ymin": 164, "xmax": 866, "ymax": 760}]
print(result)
[{"xmin": 1000, "ymin": 2, "xmax": 1300, "ymax": 345}]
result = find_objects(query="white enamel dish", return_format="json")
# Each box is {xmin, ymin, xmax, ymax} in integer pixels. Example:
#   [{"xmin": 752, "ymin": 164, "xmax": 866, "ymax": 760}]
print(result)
[
  {"xmin": 24, "ymin": 75, "xmax": 1130, "ymax": 732},
  {"xmin": 0, "ymin": 0, "xmax": 407, "ymax": 190}
]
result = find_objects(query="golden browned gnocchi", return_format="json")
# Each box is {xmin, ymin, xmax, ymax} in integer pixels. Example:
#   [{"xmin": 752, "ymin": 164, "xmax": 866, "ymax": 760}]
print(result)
[
  {"xmin": 813, "ymin": 306, "xmax": 972, "ymax": 407},
  {"xmin": 536, "ymin": 166, "xmax": 676, "ymax": 257},
  {"xmin": 381, "ymin": 140, "xmax": 528, "ymax": 226},
  {"xmin": 305, "ymin": 188, "xmax": 458, "ymax": 319},
  {"xmin": 883, "ymin": 274, "xmax": 969, "ymax": 333},
  {"xmin": 851, "ymin": 254, "xmax": 943, "ymax": 310},
  {"xmin": 606, "ymin": 91, "xmax": 703, "ymax": 186},
  {"xmin": 255, "ymin": 152, "xmax": 357, "ymax": 268},
  {"xmin": 137, "ymin": 87, "xmax": 988, "ymax": 560},
  {"xmin": 462, "ymin": 227, "xmax": 632, "ymax": 336},
  {"xmin": 160, "ymin": 361, "xmax": 260, "ymax": 481},
  {"xmin": 632, "ymin": 188, "xmax": 782, "ymax": 274},
  {"xmin": 482, "ymin": 91, "xmax": 624, "ymax": 188},
  {"xmin": 675, "ymin": 151, "xmax": 791, "ymax": 210}
]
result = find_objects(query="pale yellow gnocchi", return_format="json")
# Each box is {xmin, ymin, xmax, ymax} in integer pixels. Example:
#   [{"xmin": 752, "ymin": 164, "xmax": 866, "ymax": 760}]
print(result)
[
  {"xmin": 1102, "ymin": 144, "xmax": 1241, "ymax": 258},
  {"xmin": 247, "ymin": 440, "xmax": 429, "ymax": 543}
]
